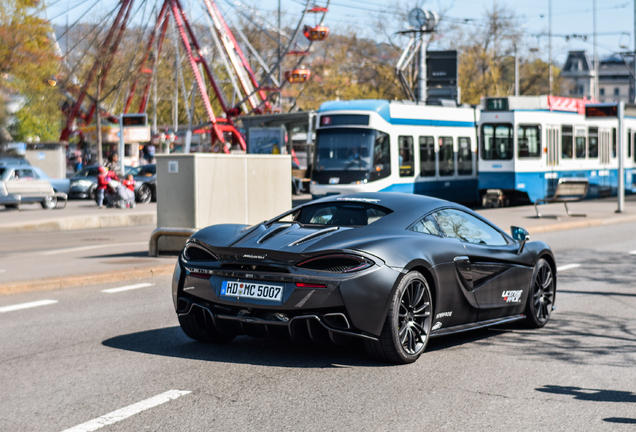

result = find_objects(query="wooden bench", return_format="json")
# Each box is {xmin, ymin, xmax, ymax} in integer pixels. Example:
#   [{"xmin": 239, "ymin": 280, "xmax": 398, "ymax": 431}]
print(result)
[{"xmin": 534, "ymin": 178, "xmax": 589, "ymax": 218}]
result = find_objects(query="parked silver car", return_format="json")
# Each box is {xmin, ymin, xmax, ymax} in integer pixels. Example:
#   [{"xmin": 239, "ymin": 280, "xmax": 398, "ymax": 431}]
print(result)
[{"xmin": 0, "ymin": 165, "xmax": 67, "ymax": 210}]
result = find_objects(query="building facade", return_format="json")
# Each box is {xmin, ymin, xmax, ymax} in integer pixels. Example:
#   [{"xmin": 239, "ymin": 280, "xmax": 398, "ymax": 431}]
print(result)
[{"xmin": 561, "ymin": 50, "xmax": 634, "ymax": 103}]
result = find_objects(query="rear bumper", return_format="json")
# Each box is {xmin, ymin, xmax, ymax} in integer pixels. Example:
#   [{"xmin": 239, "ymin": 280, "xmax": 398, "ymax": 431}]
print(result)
[{"xmin": 172, "ymin": 259, "xmax": 401, "ymax": 338}]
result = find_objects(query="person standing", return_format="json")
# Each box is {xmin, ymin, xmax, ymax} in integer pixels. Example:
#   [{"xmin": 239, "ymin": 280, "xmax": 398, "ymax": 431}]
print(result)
[
  {"xmin": 96, "ymin": 166, "xmax": 109, "ymax": 208},
  {"xmin": 104, "ymin": 152, "xmax": 122, "ymax": 178}
]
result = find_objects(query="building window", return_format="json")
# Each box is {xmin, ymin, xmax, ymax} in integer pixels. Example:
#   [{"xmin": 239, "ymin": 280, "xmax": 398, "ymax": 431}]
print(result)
[
  {"xmin": 600, "ymin": 88, "xmax": 605, "ymax": 96},
  {"xmin": 614, "ymin": 88, "xmax": 620, "ymax": 96}
]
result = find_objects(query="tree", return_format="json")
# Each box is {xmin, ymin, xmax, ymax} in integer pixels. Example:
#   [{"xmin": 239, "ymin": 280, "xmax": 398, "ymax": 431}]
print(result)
[{"xmin": 0, "ymin": 0, "xmax": 62, "ymax": 141}]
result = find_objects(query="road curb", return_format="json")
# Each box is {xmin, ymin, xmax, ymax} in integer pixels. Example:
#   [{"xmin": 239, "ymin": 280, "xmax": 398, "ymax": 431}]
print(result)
[
  {"xmin": 0, "ymin": 264, "xmax": 174, "ymax": 296},
  {"xmin": 0, "ymin": 212, "xmax": 156, "ymax": 234}
]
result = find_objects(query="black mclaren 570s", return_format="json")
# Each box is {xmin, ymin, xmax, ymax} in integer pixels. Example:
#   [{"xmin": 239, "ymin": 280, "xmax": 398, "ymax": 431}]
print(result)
[{"xmin": 172, "ymin": 192, "xmax": 557, "ymax": 364}]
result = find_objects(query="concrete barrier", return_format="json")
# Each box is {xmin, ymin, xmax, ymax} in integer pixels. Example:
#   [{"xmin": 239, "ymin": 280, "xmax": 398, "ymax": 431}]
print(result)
[{"xmin": 152, "ymin": 153, "xmax": 292, "ymax": 255}]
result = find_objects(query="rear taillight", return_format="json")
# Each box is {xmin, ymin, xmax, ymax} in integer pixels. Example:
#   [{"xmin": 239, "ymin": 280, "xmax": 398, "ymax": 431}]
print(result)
[
  {"xmin": 183, "ymin": 243, "xmax": 218, "ymax": 262},
  {"xmin": 296, "ymin": 254, "xmax": 373, "ymax": 273},
  {"xmin": 295, "ymin": 282, "xmax": 327, "ymax": 288}
]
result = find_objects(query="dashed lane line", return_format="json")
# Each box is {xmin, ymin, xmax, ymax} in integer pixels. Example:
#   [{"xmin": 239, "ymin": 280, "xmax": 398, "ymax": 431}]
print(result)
[
  {"xmin": 0, "ymin": 299, "xmax": 58, "ymax": 313},
  {"xmin": 629, "ymin": 250, "xmax": 636, "ymax": 255},
  {"xmin": 101, "ymin": 283, "xmax": 155, "ymax": 294},
  {"xmin": 557, "ymin": 263, "xmax": 581, "ymax": 272},
  {"xmin": 60, "ymin": 389, "xmax": 191, "ymax": 432}
]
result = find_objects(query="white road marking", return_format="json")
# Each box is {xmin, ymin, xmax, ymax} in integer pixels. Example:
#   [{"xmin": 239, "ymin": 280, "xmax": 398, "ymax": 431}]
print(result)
[
  {"xmin": 0, "ymin": 269, "xmax": 6, "ymax": 273},
  {"xmin": 629, "ymin": 250, "xmax": 636, "ymax": 255},
  {"xmin": 557, "ymin": 263, "xmax": 581, "ymax": 272},
  {"xmin": 101, "ymin": 283, "xmax": 155, "ymax": 294},
  {"xmin": 0, "ymin": 299, "xmax": 58, "ymax": 313},
  {"xmin": 60, "ymin": 389, "xmax": 191, "ymax": 432},
  {"xmin": 39, "ymin": 242, "xmax": 147, "ymax": 256}
]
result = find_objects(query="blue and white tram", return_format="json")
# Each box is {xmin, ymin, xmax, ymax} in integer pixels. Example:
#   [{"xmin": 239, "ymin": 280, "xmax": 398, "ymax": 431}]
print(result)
[
  {"xmin": 310, "ymin": 100, "xmax": 480, "ymax": 204},
  {"xmin": 478, "ymin": 96, "xmax": 636, "ymax": 206}
]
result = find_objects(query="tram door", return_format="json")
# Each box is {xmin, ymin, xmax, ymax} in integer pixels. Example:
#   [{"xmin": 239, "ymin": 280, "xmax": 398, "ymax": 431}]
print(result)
[
  {"xmin": 599, "ymin": 128, "xmax": 612, "ymax": 197},
  {"xmin": 546, "ymin": 126, "xmax": 560, "ymax": 197}
]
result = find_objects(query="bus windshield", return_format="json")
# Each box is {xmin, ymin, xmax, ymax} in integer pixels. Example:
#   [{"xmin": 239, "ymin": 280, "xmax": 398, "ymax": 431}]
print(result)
[{"xmin": 313, "ymin": 128, "xmax": 390, "ymax": 184}]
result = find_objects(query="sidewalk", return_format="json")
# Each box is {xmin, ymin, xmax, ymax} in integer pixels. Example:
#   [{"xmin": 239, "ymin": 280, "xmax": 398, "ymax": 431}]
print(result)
[
  {"xmin": 477, "ymin": 195, "xmax": 636, "ymax": 234},
  {"xmin": 0, "ymin": 200, "xmax": 156, "ymax": 233}
]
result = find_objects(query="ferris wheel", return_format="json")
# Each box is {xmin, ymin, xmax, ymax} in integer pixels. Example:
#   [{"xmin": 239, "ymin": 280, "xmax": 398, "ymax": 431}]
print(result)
[{"xmin": 49, "ymin": 0, "xmax": 330, "ymax": 152}]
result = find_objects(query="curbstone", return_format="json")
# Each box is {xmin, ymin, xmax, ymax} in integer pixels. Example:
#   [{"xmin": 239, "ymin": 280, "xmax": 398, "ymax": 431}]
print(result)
[
  {"xmin": 0, "ymin": 212, "xmax": 156, "ymax": 234},
  {"xmin": 0, "ymin": 264, "xmax": 175, "ymax": 296}
]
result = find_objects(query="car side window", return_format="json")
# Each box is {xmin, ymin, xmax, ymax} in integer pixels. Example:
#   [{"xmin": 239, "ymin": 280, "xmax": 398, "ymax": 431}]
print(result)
[
  {"xmin": 16, "ymin": 169, "xmax": 35, "ymax": 180},
  {"xmin": 409, "ymin": 215, "xmax": 441, "ymax": 236},
  {"xmin": 433, "ymin": 209, "xmax": 507, "ymax": 246}
]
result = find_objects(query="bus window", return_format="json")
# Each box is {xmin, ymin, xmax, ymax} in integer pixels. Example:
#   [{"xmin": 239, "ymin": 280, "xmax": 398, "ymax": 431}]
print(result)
[
  {"xmin": 398, "ymin": 136, "xmax": 414, "ymax": 177},
  {"xmin": 562, "ymin": 125, "xmax": 573, "ymax": 159},
  {"xmin": 612, "ymin": 128, "xmax": 617, "ymax": 158},
  {"xmin": 481, "ymin": 124, "xmax": 513, "ymax": 160},
  {"xmin": 517, "ymin": 125, "xmax": 541, "ymax": 158},
  {"xmin": 588, "ymin": 127, "xmax": 599, "ymax": 158},
  {"xmin": 419, "ymin": 136, "xmax": 435, "ymax": 177},
  {"xmin": 439, "ymin": 137, "xmax": 454, "ymax": 176},
  {"xmin": 457, "ymin": 137, "xmax": 472, "ymax": 175}
]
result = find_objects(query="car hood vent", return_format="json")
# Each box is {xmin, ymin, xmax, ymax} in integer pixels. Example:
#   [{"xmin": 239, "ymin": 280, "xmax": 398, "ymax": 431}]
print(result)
[
  {"xmin": 288, "ymin": 227, "xmax": 339, "ymax": 246},
  {"xmin": 256, "ymin": 224, "xmax": 292, "ymax": 244}
]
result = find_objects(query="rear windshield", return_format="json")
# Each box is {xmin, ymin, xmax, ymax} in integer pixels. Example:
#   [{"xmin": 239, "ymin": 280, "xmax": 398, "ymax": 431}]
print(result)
[{"xmin": 293, "ymin": 202, "xmax": 391, "ymax": 226}]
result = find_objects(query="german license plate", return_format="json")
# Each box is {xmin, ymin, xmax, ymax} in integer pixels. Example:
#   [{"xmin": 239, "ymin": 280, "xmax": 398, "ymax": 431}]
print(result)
[{"xmin": 221, "ymin": 281, "xmax": 283, "ymax": 302}]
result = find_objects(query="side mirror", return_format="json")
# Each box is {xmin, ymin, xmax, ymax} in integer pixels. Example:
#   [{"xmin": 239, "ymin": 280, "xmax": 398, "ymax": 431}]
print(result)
[{"xmin": 510, "ymin": 226, "xmax": 529, "ymax": 255}]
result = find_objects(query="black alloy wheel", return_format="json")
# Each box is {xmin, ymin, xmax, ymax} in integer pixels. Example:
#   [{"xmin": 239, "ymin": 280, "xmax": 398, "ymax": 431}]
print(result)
[
  {"xmin": 137, "ymin": 183, "xmax": 152, "ymax": 204},
  {"xmin": 525, "ymin": 258, "xmax": 556, "ymax": 328},
  {"xmin": 365, "ymin": 271, "xmax": 433, "ymax": 364}
]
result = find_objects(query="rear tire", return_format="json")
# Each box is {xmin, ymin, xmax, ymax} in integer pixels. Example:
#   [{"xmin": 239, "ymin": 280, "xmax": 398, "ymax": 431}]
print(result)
[
  {"xmin": 41, "ymin": 196, "xmax": 57, "ymax": 209},
  {"xmin": 364, "ymin": 271, "xmax": 433, "ymax": 364},
  {"xmin": 4, "ymin": 203, "xmax": 19, "ymax": 210},
  {"xmin": 88, "ymin": 184, "xmax": 97, "ymax": 201},
  {"xmin": 178, "ymin": 308, "xmax": 236, "ymax": 343},
  {"xmin": 525, "ymin": 258, "xmax": 556, "ymax": 328},
  {"xmin": 137, "ymin": 183, "xmax": 152, "ymax": 204}
]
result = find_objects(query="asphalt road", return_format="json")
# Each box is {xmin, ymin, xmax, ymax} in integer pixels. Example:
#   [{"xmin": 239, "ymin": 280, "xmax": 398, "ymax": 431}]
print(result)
[
  {"xmin": 1, "ymin": 223, "xmax": 635, "ymax": 431},
  {"xmin": 0, "ymin": 225, "xmax": 175, "ymax": 284}
]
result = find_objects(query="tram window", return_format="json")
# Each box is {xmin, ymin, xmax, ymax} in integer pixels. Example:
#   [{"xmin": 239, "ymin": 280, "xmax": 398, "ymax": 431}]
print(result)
[
  {"xmin": 481, "ymin": 124, "xmax": 513, "ymax": 160},
  {"xmin": 628, "ymin": 129, "xmax": 632, "ymax": 159},
  {"xmin": 561, "ymin": 125, "xmax": 573, "ymax": 159},
  {"xmin": 517, "ymin": 125, "xmax": 541, "ymax": 158},
  {"xmin": 575, "ymin": 136, "xmax": 586, "ymax": 158},
  {"xmin": 612, "ymin": 128, "xmax": 617, "ymax": 158},
  {"xmin": 398, "ymin": 136, "xmax": 414, "ymax": 177},
  {"xmin": 588, "ymin": 127, "xmax": 599, "ymax": 158},
  {"xmin": 439, "ymin": 137, "xmax": 454, "ymax": 176},
  {"xmin": 419, "ymin": 136, "xmax": 435, "ymax": 177},
  {"xmin": 457, "ymin": 137, "xmax": 472, "ymax": 175},
  {"xmin": 371, "ymin": 131, "xmax": 391, "ymax": 181}
]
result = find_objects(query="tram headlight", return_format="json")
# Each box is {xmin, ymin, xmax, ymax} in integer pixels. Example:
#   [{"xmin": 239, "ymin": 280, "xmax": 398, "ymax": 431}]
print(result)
[{"xmin": 350, "ymin": 179, "xmax": 368, "ymax": 185}]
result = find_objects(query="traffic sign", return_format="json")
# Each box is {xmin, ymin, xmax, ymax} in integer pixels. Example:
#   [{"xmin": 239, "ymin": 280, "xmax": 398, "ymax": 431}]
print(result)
[{"xmin": 121, "ymin": 114, "xmax": 148, "ymax": 127}]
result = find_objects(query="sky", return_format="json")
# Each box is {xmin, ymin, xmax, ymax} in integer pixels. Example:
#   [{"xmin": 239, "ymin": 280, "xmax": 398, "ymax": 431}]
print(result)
[{"xmin": 44, "ymin": 0, "xmax": 636, "ymax": 66}]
